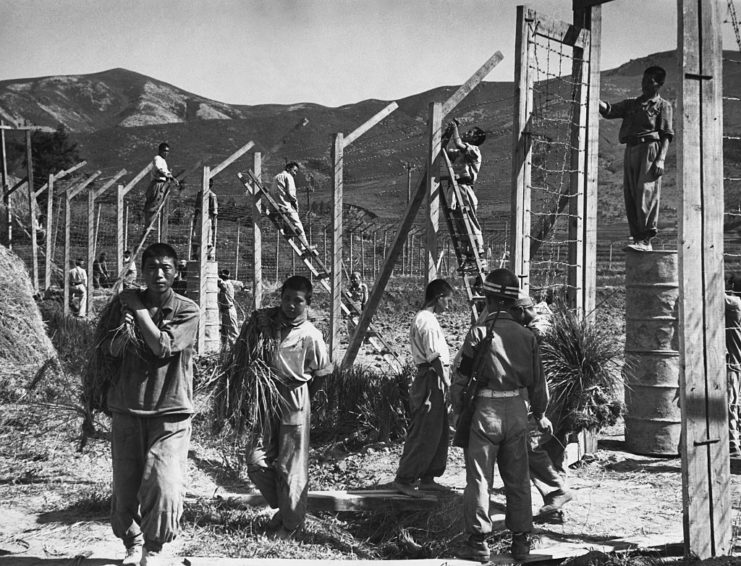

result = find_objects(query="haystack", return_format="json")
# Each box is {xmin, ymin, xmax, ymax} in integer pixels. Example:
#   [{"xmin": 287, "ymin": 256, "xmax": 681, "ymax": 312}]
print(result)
[{"xmin": 0, "ymin": 244, "xmax": 56, "ymax": 385}]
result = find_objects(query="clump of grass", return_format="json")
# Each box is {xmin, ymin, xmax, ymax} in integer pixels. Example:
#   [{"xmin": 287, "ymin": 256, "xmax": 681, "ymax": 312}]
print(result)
[
  {"xmin": 312, "ymin": 363, "xmax": 413, "ymax": 448},
  {"xmin": 540, "ymin": 303, "xmax": 623, "ymax": 437},
  {"xmin": 211, "ymin": 307, "xmax": 287, "ymax": 460}
]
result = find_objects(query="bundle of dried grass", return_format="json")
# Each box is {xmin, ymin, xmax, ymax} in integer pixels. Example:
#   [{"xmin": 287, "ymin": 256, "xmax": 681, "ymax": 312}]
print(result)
[
  {"xmin": 540, "ymin": 304, "xmax": 623, "ymax": 437},
  {"xmin": 214, "ymin": 307, "xmax": 287, "ymax": 452},
  {"xmin": 83, "ymin": 295, "xmax": 145, "ymax": 415},
  {"xmin": 0, "ymin": 244, "xmax": 56, "ymax": 398}
]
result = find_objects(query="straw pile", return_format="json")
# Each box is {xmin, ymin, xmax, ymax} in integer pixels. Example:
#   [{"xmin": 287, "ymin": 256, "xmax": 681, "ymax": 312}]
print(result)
[
  {"xmin": 0, "ymin": 244, "xmax": 56, "ymax": 397},
  {"xmin": 83, "ymin": 294, "xmax": 145, "ymax": 415},
  {"xmin": 214, "ymin": 307, "xmax": 286, "ymax": 452}
]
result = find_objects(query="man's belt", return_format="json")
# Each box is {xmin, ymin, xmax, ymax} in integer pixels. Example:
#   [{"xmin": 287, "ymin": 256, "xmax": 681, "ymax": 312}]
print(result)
[
  {"xmin": 625, "ymin": 134, "xmax": 660, "ymax": 146},
  {"xmin": 477, "ymin": 389, "xmax": 520, "ymax": 399}
]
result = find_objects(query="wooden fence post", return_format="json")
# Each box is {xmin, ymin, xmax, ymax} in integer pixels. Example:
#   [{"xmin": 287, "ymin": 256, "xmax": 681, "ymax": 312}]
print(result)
[
  {"xmin": 330, "ymin": 133, "xmax": 344, "ymax": 363},
  {"xmin": 252, "ymin": 152, "xmax": 262, "ymax": 308}
]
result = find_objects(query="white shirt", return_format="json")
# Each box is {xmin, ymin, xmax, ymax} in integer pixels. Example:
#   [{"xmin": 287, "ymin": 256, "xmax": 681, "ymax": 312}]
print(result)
[
  {"xmin": 409, "ymin": 309, "xmax": 450, "ymax": 367},
  {"xmin": 271, "ymin": 170, "xmax": 297, "ymax": 210},
  {"xmin": 448, "ymin": 143, "xmax": 482, "ymax": 184},
  {"xmin": 151, "ymin": 155, "xmax": 171, "ymax": 181}
]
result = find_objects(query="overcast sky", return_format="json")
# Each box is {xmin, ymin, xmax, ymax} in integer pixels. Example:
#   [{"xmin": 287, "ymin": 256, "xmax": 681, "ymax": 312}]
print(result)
[{"xmin": 1, "ymin": 0, "xmax": 737, "ymax": 107}]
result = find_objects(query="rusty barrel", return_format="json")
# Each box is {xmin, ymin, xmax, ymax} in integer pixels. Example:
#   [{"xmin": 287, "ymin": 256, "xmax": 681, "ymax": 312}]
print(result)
[{"xmin": 623, "ymin": 249, "xmax": 680, "ymax": 456}]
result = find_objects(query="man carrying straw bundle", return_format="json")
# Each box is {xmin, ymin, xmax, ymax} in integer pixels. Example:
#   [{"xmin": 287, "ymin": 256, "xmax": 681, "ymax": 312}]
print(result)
[
  {"xmin": 93, "ymin": 242, "xmax": 199, "ymax": 566},
  {"xmin": 229, "ymin": 275, "xmax": 331, "ymax": 538}
]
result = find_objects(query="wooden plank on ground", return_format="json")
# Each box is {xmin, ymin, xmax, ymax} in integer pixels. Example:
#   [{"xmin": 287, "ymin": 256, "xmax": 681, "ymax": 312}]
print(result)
[{"xmin": 187, "ymin": 489, "xmax": 442, "ymax": 513}]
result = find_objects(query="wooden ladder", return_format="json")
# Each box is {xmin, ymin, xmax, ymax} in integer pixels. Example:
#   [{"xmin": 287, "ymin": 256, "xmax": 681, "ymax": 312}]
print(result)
[
  {"xmin": 440, "ymin": 149, "xmax": 488, "ymax": 321},
  {"xmin": 238, "ymin": 170, "xmax": 403, "ymax": 373}
]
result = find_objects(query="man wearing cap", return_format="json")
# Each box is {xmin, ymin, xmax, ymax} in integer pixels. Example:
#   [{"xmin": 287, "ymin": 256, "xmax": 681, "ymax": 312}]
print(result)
[
  {"xmin": 217, "ymin": 269, "xmax": 238, "ymax": 348},
  {"xmin": 511, "ymin": 292, "xmax": 574, "ymax": 518},
  {"xmin": 451, "ymin": 268, "xmax": 551, "ymax": 562}
]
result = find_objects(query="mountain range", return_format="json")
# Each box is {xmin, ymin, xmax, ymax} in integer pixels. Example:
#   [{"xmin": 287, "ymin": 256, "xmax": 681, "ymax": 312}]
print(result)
[{"xmin": 2, "ymin": 50, "xmax": 740, "ymax": 244}]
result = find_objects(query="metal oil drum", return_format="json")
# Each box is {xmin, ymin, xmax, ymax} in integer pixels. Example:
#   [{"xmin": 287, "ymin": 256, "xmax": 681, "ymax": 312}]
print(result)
[{"xmin": 623, "ymin": 249, "xmax": 680, "ymax": 456}]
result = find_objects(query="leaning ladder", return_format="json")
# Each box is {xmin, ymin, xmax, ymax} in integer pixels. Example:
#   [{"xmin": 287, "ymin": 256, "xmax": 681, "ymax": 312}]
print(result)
[
  {"xmin": 440, "ymin": 150, "xmax": 488, "ymax": 321},
  {"xmin": 238, "ymin": 171, "xmax": 403, "ymax": 374}
]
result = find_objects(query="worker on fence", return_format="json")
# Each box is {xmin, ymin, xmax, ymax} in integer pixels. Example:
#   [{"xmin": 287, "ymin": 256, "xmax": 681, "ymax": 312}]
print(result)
[
  {"xmin": 725, "ymin": 273, "xmax": 741, "ymax": 459},
  {"xmin": 247, "ymin": 275, "xmax": 332, "ymax": 539},
  {"xmin": 451, "ymin": 268, "xmax": 551, "ymax": 562},
  {"xmin": 173, "ymin": 260, "xmax": 188, "ymax": 295},
  {"xmin": 143, "ymin": 142, "xmax": 179, "ymax": 229},
  {"xmin": 93, "ymin": 252, "xmax": 110, "ymax": 289},
  {"xmin": 346, "ymin": 271, "xmax": 369, "ymax": 311},
  {"xmin": 599, "ymin": 66, "xmax": 674, "ymax": 252},
  {"xmin": 69, "ymin": 258, "xmax": 88, "ymax": 317},
  {"xmin": 103, "ymin": 242, "xmax": 200, "ymax": 566},
  {"xmin": 268, "ymin": 161, "xmax": 310, "ymax": 248},
  {"xmin": 217, "ymin": 268, "xmax": 238, "ymax": 348},
  {"xmin": 392, "ymin": 278, "xmax": 453, "ymax": 498},
  {"xmin": 443, "ymin": 120, "xmax": 487, "ymax": 263}
]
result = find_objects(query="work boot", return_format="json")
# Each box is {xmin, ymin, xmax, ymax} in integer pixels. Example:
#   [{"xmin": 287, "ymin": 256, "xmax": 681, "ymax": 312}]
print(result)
[
  {"xmin": 392, "ymin": 480, "xmax": 424, "ymax": 499},
  {"xmin": 454, "ymin": 534, "xmax": 489, "ymax": 562},
  {"xmin": 539, "ymin": 488, "xmax": 573, "ymax": 515},
  {"xmin": 121, "ymin": 543, "xmax": 142, "ymax": 565},
  {"xmin": 141, "ymin": 546, "xmax": 163, "ymax": 566},
  {"xmin": 511, "ymin": 532, "xmax": 531, "ymax": 561},
  {"xmin": 267, "ymin": 510, "xmax": 283, "ymax": 531}
]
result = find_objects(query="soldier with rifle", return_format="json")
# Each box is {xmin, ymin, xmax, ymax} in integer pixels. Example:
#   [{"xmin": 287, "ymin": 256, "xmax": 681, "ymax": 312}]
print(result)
[{"xmin": 450, "ymin": 268, "xmax": 551, "ymax": 562}]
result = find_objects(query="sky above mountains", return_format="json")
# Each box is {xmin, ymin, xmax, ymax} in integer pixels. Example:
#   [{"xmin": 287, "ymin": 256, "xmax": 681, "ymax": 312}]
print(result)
[{"xmin": 1, "ymin": 0, "xmax": 738, "ymax": 107}]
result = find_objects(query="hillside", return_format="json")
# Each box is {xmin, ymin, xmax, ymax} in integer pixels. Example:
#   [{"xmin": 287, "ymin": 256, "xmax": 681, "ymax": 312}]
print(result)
[{"xmin": 3, "ymin": 51, "xmax": 741, "ymax": 237}]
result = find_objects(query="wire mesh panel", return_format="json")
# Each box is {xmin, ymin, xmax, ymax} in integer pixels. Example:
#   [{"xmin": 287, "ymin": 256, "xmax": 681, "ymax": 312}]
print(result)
[{"xmin": 512, "ymin": 7, "xmax": 590, "ymax": 306}]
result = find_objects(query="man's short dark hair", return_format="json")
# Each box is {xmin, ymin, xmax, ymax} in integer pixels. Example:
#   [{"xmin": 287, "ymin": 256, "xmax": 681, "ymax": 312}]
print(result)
[
  {"xmin": 729, "ymin": 273, "xmax": 741, "ymax": 295},
  {"xmin": 220, "ymin": 269, "xmax": 230, "ymax": 279},
  {"xmin": 75, "ymin": 258, "xmax": 84, "ymax": 267},
  {"xmin": 142, "ymin": 242, "xmax": 178, "ymax": 269},
  {"xmin": 644, "ymin": 66, "xmax": 666, "ymax": 86},
  {"xmin": 285, "ymin": 161, "xmax": 300, "ymax": 171},
  {"xmin": 468, "ymin": 127, "xmax": 487, "ymax": 146},
  {"xmin": 425, "ymin": 278, "xmax": 453, "ymax": 304},
  {"xmin": 123, "ymin": 250, "xmax": 132, "ymax": 256},
  {"xmin": 158, "ymin": 142, "xmax": 170, "ymax": 153},
  {"xmin": 281, "ymin": 275, "xmax": 312, "ymax": 304}
]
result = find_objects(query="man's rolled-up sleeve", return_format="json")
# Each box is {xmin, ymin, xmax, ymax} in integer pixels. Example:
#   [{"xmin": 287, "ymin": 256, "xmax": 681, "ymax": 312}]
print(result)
[{"xmin": 157, "ymin": 301, "xmax": 200, "ymax": 358}]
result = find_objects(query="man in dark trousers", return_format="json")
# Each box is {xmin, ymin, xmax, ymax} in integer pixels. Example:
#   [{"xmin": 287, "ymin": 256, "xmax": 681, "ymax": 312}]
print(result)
[{"xmin": 599, "ymin": 66, "xmax": 673, "ymax": 251}]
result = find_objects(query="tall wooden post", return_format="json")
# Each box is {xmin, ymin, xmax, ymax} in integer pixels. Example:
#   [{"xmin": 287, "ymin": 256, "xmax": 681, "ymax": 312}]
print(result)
[
  {"xmin": 252, "ymin": 153, "xmax": 262, "ymax": 308},
  {"xmin": 87, "ymin": 184, "xmax": 95, "ymax": 316},
  {"xmin": 567, "ymin": 30, "xmax": 589, "ymax": 314},
  {"xmin": 330, "ymin": 133, "xmax": 344, "ymax": 363},
  {"xmin": 45, "ymin": 173, "xmax": 54, "ymax": 290},
  {"xmin": 677, "ymin": 0, "xmax": 731, "ymax": 558},
  {"xmin": 26, "ymin": 131, "xmax": 38, "ymax": 292},
  {"xmin": 161, "ymin": 194, "xmax": 170, "ymax": 242},
  {"xmin": 198, "ymin": 166, "xmax": 210, "ymax": 351},
  {"xmin": 425, "ymin": 102, "xmax": 442, "ymax": 285},
  {"xmin": 1, "ymin": 124, "xmax": 9, "ymax": 249},
  {"xmin": 574, "ymin": 2, "xmax": 601, "ymax": 316},
  {"xmin": 511, "ymin": 6, "xmax": 534, "ymax": 292},
  {"xmin": 235, "ymin": 221, "xmax": 241, "ymax": 280},
  {"xmin": 117, "ymin": 183, "xmax": 124, "ymax": 276},
  {"xmin": 63, "ymin": 191, "xmax": 71, "ymax": 316}
]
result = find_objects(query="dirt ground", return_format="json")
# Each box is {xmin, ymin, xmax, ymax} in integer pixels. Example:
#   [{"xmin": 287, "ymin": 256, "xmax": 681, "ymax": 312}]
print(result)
[{"xmin": 1, "ymin": 281, "xmax": 739, "ymax": 564}]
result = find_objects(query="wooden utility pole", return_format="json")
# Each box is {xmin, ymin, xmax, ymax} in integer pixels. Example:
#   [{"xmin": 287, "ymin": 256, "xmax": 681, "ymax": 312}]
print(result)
[
  {"xmin": 677, "ymin": 0, "xmax": 731, "ymax": 558},
  {"xmin": 1, "ymin": 122, "xmax": 8, "ymax": 248},
  {"xmin": 25, "ymin": 131, "xmax": 38, "ymax": 293},
  {"xmin": 425, "ymin": 102, "xmax": 443, "ymax": 285},
  {"xmin": 329, "ymin": 102, "xmax": 398, "ymax": 363},
  {"xmin": 252, "ymin": 152, "xmax": 262, "ymax": 308}
]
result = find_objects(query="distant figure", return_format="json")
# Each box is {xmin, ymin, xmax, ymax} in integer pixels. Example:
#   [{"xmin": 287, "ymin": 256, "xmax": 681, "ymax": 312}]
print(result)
[
  {"xmin": 599, "ymin": 66, "xmax": 674, "ymax": 252},
  {"xmin": 92, "ymin": 252, "xmax": 110, "ymax": 289},
  {"xmin": 217, "ymin": 269, "xmax": 238, "ymax": 348},
  {"xmin": 143, "ymin": 142, "xmax": 178, "ymax": 229},
  {"xmin": 173, "ymin": 260, "xmax": 188, "ymax": 295},
  {"xmin": 346, "ymin": 271, "xmax": 369, "ymax": 311},
  {"xmin": 122, "ymin": 250, "xmax": 137, "ymax": 289},
  {"xmin": 191, "ymin": 180, "xmax": 219, "ymax": 260},
  {"xmin": 443, "ymin": 120, "xmax": 487, "ymax": 263},
  {"xmin": 69, "ymin": 258, "xmax": 87, "ymax": 317},
  {"xmin": 269, "ymin": 162, "xmax": 309, "ymax": 247},
  {"xmin": 726, "ymin": 273, "xmax": 741, "ymax": 459}
]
